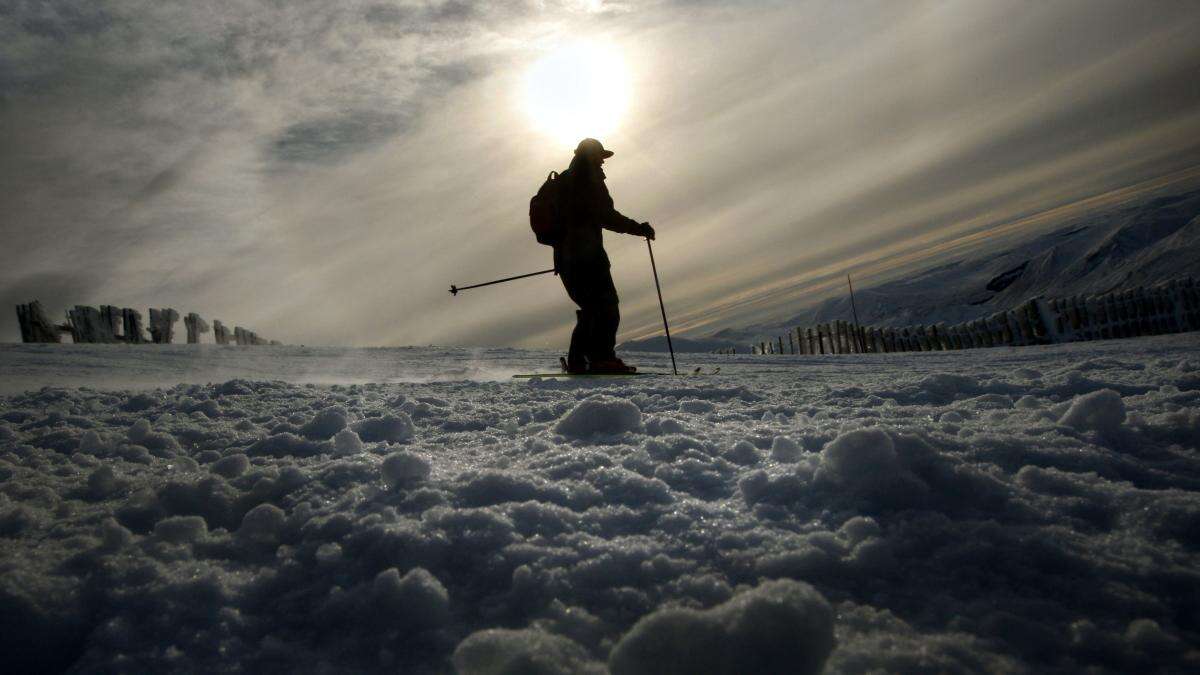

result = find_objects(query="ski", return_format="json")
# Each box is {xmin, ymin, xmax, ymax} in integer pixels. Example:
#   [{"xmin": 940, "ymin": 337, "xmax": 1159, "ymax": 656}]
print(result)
[
  {"xmin": 511, "ymin": 355, "xmax": 715, "ymax": 374},
  {"xmin": 512, "ymin": 372, "xmax": 664, "ymax": 379},
  {"xmin": 512, "ymin": 366, "xmax": 720, "ymax": 379}
]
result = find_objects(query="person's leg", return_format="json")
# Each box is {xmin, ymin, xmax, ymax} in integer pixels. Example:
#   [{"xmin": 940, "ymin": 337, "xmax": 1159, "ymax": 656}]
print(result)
[
  {"xmin": 559, "ymin": 268, "xmax": 590, "ymax": 372},
  {"xmin": 567, "ymin": 310, "xmax": 589, "ymax": 371},
  {"xmin": 587, "ymin": 267, "xmax": 621, "ymax": 363}
]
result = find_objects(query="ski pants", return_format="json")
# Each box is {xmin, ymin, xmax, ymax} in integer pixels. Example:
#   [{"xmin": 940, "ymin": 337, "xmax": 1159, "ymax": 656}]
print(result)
[{"xmin": 559, "ymin": 261, "xmax": 620, "ymax": 366}]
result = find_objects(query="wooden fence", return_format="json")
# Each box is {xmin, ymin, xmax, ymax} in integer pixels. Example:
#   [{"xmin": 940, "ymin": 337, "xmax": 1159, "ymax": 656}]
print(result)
[
  {"xmin": 749, "ymin": 277, "xmax": 1199, "ymax": 355},
  {"xmin": 14, "ymin": 300, "xmax": 280, "ymax": 346}
]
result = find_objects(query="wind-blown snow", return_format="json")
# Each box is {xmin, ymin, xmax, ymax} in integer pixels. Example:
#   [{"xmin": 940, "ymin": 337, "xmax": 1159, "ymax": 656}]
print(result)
[{"xmin": 0, "ymin": 336, "xmax": 1198, "ymax": 672}]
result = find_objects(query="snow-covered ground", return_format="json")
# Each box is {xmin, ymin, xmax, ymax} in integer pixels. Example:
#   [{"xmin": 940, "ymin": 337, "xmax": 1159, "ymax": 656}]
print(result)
[{"xmin": 1, "ymin": 337, "xmax": 1198, "ymax": 673}]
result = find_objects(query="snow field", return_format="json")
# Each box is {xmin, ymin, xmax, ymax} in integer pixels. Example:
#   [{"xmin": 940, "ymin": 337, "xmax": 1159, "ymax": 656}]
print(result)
[{"xmin": 0, "ymin": 336, "xmax": 1198, "ymax": 672}]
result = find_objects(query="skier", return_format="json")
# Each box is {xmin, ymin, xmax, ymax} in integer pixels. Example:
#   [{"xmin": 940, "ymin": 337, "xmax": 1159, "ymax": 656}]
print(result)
[{"xmin": 555, "ymin": 138, "xmax": 654, "ymax": 374}]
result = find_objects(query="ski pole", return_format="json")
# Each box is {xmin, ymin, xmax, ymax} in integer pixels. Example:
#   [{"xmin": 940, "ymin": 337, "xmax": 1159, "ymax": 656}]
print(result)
[
  {"xmin": 449, "ymin": 268, "xmax": 556, "ymax": 296},
  {"xmin": 646, "ymin": 238, "xmax": 678, "ymax": 376}
]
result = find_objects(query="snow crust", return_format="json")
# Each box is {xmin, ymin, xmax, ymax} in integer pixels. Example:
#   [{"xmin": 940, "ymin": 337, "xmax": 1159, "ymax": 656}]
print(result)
[{"xmin": 0, "ymin": 335, "xmax": 1198, "ymax": 672}]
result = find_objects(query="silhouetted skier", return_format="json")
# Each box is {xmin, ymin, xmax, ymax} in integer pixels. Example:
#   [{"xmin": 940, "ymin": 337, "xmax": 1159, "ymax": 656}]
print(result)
[{"xmin": 555, "ymin": 138, "xmax": 654, "ymax": 374}]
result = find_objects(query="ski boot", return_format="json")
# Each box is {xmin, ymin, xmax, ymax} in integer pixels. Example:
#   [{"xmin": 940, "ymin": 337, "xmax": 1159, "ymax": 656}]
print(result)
[
  {"xmin": 588, "ymin": 357, "xmax": 637, "ymax": 374},
  {"xmin": 560, "ymin": 356, "xmax": 588, "ymax": 374}
]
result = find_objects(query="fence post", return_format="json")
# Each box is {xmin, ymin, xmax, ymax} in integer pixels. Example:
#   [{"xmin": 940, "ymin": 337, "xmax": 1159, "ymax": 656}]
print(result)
[
  {"xmin": 148, "ymin": 308, "xmax": 180, "ymax": 344},
  {"xmin": 184, "ymin": 313, "xmax": 211, "ymax": 344},
  {"xmin": 122, "ymin": 309, "xmax": 146, "ymax": 343},
  {"xmin": 15, "ymin": 301, "xmax": 63, "ymax": 343}
]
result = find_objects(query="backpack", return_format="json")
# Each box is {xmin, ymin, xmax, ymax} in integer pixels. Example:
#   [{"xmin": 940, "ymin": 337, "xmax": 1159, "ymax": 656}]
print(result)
[{"xmin": 529, "ymin": 171, "xmax": 565, "ymax": 246}]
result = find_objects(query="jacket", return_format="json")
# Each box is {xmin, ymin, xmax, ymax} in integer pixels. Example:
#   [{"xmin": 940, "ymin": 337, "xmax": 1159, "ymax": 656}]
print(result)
[{"xmin": 553, "ymin": 156, "xmax": 642, "ymax": 270}]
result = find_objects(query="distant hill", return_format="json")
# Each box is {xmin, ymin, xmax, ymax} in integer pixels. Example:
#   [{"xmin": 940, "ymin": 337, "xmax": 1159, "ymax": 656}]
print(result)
[
  {"xmin": 618, "ymin": 335, "xmax": 741, "ymax": 353},
  {"xmin": 704, "ymin": 188, "xmax": 1200, "ymax": 347}
]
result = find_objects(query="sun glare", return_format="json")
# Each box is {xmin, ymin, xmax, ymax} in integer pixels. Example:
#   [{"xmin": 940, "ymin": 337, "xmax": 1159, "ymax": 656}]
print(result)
[{"xmin": 523, "ymin": 41, "xmax": 631, "ymax": 147}]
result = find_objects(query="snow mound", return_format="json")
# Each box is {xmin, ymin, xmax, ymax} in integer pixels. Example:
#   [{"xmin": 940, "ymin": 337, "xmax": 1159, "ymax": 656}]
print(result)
[
  {"xmin": 608, "ymin": 579, "xmax": 835, "ymax": 675},
  {"xmin": 2, "ymin": 336, "xmax": 1199, "ymax": 672},
  {"xmin": 381, "ymin": 451, "xmax": 431, "ymax": 487},
  {"xmin": 453, "ymin": 628, "xmax": 603, "ymax": 675},
  {"xmin": 153, "ymin": 514, "xmax": 208, "ymax": 544},
  {"xmin": 238, "ymin": 503, "xmax": 286, "ymax": 544},
  {"xmin": 211, "ymin": 453, "xmax": 249, "ymax": 478},
  {"xmin": 353, "ymin": 413, "xmax": 414, "ymax": 443},
  {"xmin": 300, "ymin": 406, "xmax": 348, "ymax": 439},
  {"xmin": 332, "ymin": 428, "xmax": 364, "ymax": 455},
  {"xmin": 770, "ymin": 436, "xmax": 802, "ymax": 462},
  {"xmin": 817, "ymin": 428, "xmax": 901, "ymax": 491},
  {"xmin": 1058, "ymin": 388, "xmax": 1126, "ymax": 434},
  {"xmin": 555, "ymin": 395, "xmax": 642, "ymax": 438},
  {"xmin": 371, "ymin": 567, "xmax": 450, "ymax": 629}
]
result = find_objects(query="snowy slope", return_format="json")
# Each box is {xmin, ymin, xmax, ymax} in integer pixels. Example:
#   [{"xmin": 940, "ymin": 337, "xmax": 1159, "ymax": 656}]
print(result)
[
  {"xmin": 716, "ymin": 189, "xmax": 1200, "ymax": 344},
  {"xmin": 1, "ymin": 339, "xmax": 1199, "ymax": 672}
]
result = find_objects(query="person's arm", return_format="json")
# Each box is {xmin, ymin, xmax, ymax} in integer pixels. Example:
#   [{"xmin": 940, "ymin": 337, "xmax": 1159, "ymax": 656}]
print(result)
[{"xmin": 597, "ymin": 182, "xmax": 655, "ymax": 238}]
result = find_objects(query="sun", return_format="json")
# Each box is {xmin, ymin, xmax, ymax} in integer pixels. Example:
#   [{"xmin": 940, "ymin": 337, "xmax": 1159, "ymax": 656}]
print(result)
[{"xmin": 523, "ymin": 41, "xmax": 631, "ymax": 147}]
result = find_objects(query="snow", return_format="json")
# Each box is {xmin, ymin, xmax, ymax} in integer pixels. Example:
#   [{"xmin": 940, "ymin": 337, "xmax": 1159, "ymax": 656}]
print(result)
[
  {"xmin": 1058, "ymin": 388, "xmax": 1126, "ymax": 434},
  {"xmin": 381, "ymin": 450, "xmax": 432, "ymax": 487},
  {"xmin": 555, "ymin": 395, "xmax": 643, "ymax": 438},
  {"xmin": 0, "ymin": 335, "xmax": 1198, "ymax": 672},
  {"xmin": 607, "ymin": 579, "xmax": 835, "ymax": 675}
]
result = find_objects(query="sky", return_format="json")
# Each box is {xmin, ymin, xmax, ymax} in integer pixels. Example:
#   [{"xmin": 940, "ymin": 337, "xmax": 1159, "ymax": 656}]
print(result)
[{"xmin": 2, "ymin": 0, "xmax": 1200, "ymax": 348}]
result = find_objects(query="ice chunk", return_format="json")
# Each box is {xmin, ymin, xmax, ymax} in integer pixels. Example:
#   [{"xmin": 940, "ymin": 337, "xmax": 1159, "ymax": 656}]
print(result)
[
  {"xmin": 299, "ymin": 406, "xmax": 348, "ymax": 440},
  {"xmin": 153, "ymin": 515, "xmax": 208, "ymax": 544},
  {"xmin": 127, "ymin": 419, "xmax": 180, "ymax": 452},
  {"xmin": 555, "ymin": 395, "xmax": 641, "ymax": 438},
  {"xmin": 239, "ymin": 503, "xmax": 286, "ymax": 544},
  {"xmin": 608, "ymin": 579, "xmax": 835, "ymax": 675},
  {"xmin": 372, "ymin": 567, "xmax": 450, "ymax": 629},
  {"xmin": 381, "ymin": 451, "xmax": 431, "ymax": 487},
  {"xmin": 332, "ymin": 428, "xmax": 364, "ymax": 455},
  {"xmin": 87, "ymin": 465, "xmax": 127, "ymax": 499},
  {"xmin": 838, "ymin": 515, "xmax": 882, "ymax": 544},
  {"xmin": 679, "ymin": 399, "xmax": 715, "ymax": 414},
  {"xmin": 917, "ymin": 373, "xmax": 980, "ymax": 401},
  {"xmin": 78, "ymin": 430, "xmax": 109, "ymax": 455},
  {"xmin": 1015, "ymin": 395, "xmax": 1042, "ymax": 409},
  {"xmin": 246, "ymin": 432, "xmax": 322, "ymax": 458},
  {"xmin": 818, "ymin": 428, "xmax": 900, "ymax": 490},
  {"xmin": 1058, "ymin": 389, "xmax": 1126, "ymax": 434},
  {"xmin": 724, "ymin": 440, "xmax": 761, "ymax": 465},
  {"xmin": 453, "ymin": 628, "xmax": 602, "ymax": 675},
  {"xmin": 315, "ymin": 542, "xmax": 342, "ymax": 565},
  {"xmin": 211, "ymin": 453, "xmax": 250, "ymax": 478},
  {"xmin": 1124, "ymin": 618, "xmax": 1182, "ymax": 655},
  {"xmin": 770, "ymin": 436, "xmax": 802, "ymax": 462},
  {"xmin": 98, "ymin": 517, "xmax": 134, "ymax": 551},
  {"xmin": 353, "ymin": 413, "xmax": 414, "ymax": 443}
]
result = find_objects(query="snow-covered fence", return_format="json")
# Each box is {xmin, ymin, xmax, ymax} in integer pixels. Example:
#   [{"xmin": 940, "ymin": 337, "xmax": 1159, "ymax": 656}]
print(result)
[
  {"xmin": 754, "ymin": 277, "xmax": 1199, "ymax": 355},
  {"xmin": 184, "ymin": 313, "xmax": 210, "ymax": 344},
  {"xmin": 14, "ymin": 301, "xmax": 280, "ymax": 345},
  {"xmin": 14, "ymin": 301, "xmax": 65, "ymax": 343}
]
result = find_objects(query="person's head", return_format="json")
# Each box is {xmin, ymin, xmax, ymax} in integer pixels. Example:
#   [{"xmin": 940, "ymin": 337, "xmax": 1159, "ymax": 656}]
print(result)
[{"xmin": 574, "ymin": 138, "xmax": 613, "ymax": 167}]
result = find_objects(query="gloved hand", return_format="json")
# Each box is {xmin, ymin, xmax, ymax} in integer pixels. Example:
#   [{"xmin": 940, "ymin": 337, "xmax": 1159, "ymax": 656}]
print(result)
[{"xmin": 639, "ymin": 222, "xmax": 656, "ymax": 240}]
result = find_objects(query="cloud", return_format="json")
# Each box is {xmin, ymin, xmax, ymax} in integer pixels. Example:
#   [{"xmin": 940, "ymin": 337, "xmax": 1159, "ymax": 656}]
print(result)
[{"xmin": 271, "ymin": 112, "xmax": 411, "ymax": 165}]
